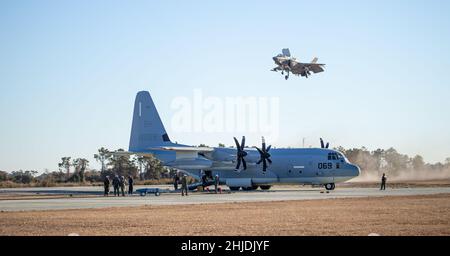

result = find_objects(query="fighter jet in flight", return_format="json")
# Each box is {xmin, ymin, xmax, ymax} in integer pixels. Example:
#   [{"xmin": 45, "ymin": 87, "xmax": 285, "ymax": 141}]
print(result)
[{"xmin": 271, "ymin": 48, "xmax": 325, "ymax": 80}]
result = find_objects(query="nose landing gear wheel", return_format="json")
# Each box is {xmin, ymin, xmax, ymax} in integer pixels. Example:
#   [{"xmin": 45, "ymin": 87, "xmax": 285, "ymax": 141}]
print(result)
[
  {"xmin": 325, "ymin": 183, "xmax": 335, "ymax": 191},
  {"xmin": 260, "ymin": 185, "xmax": 272, "ymax": 190}
]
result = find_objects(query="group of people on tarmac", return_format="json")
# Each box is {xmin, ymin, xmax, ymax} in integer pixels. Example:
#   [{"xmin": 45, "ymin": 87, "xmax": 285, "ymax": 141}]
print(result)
[
  {"xmin": 103, "ymin": 175, "xmax": 134, "ymax": 196},
  {"xmin": 173, "ymin": 172, "xmax": 221, "ymax": 196},
  {"xmin": 103, "ymin": 172, "xmax": 388, "ymax": 196}
]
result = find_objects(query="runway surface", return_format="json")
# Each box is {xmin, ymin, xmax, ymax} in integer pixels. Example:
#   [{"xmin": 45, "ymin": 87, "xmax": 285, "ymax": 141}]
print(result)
[{"xmin": 1, "ymin": 186, "xmax": 450, "ymax": 211}]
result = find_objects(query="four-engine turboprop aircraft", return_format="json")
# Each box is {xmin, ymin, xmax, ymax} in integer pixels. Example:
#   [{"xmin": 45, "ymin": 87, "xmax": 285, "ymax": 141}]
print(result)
[{"xmin": 112, "ymin": 91, "xmax": 360, "ymax": 191}]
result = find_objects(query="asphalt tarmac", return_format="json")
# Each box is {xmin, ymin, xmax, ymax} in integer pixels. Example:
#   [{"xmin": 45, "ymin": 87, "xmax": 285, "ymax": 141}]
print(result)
[{"xmin": 1, "ymin": 186, "xmax": 450, "ymax": 211}]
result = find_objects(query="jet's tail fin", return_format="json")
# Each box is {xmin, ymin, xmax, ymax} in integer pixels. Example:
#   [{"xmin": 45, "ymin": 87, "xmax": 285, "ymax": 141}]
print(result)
[
  {"xmin": 129, "ymin": 91, "xmax": 172, "ymax": 151},
  {"xmin": 282, "ymin": 48, "xmax": 291, "ymax": 57},
  {"xmin": 311, "ymin": 57, "xmax": 319, "ymax": 64}
]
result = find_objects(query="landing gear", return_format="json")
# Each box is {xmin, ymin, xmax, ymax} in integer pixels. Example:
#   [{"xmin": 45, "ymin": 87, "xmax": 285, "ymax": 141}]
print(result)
[
  {"xmin": 324, "ymin": 183, "xmax": 335, "ymax": 191},
  {"xmin": 260, "ymin": 185, "xmax": 272, "ymax": 190},
  {"xmin": 229, "ymin": 187, "xmax": 240, "ymax": 191},
  {"xmin": 242, "ymin": 185, "xmax": 258, "ymax": 191},
  {"xmin": 285, "ymin": 75, "xmax": 289, "ymax": 80}
]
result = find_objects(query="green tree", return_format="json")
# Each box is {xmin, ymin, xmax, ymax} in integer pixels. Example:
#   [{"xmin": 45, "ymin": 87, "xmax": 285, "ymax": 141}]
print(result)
[
  {"xmin": 72, "ymin": 158, "xmax": 89, "ymax": 182},
  {"xmin": 0, "ymin": 170, "xmax": 8, "ymax": 182},
  {"xmin": 218, "ymin": 143, "xmax": 225, "ymax": 148},
  {"xmin": 134, "ymin": 154, "xmax": 165, "ymax": 180},
  {"xmin": 134, "ymin": 155, "xmax": 147, "ymax": 180},
  {"xmin": 58, "ymin": 157, "xmax": 71, "ymax": 179},
  {"xmin": 10, "ymin": 170, "xmax": 37, "ymax": 184},
  {"xmin": 107, "ymin": 149, "xmax": 138, "ymax": 178},
  {"xmin": 94, "ymin": 147, "xmax": 110, "ymax": 172}
]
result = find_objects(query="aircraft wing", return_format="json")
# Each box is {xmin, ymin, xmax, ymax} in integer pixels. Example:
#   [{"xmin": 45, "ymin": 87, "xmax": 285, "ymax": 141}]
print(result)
[
  {"xmin": 149, "ymin": 146, "xmax": 214, "ymax": 152},
  {"xmin": 111, "ymin": 147, "xmax": 214, "ymax": 161},
  {"xmin": 149, "ymin": 146, "xmax": 215, "ymax": 160},
  {"xmin": 109, "ymin": 151, "xmax": 155, "ymax": 157},
  {"xmin": 304, "ymin": 63, "xmax": 325, "ymax": 73}
]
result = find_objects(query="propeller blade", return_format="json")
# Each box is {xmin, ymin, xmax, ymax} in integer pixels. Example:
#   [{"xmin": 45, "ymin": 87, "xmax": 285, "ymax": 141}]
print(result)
[
  {"xmin": 325, "ymin": 142, "xmax": 329, "ymax": 149},
  {"xmin": 234, "ymin": 137, "xmax": 240, "ymax": 149},
  {"xmin": 236, "ymin": 158, "xmax": 241, "ymax": 170},
  {"xmin": 320, "ymin": 138, "xmax": 324, "ymax": 148},
  {"xmin": 266, "ymin": 145, "xmax": 272, "ymax": 152},
  {"xmin": 242, "ymin": 158, "xmax": 247, "ymax": 170},
  {"xmin": 256, "ymin": 159, "xmax": 262, "ymax": 165},
  {"xmin": 267, "ymin": 158, "xmax": 272, "ymax": 164},
  {"xmin": 256, "ymin": 147, "xmax": 263, "ymax": 155},
  {"xmin": 241, "ymin": 136, "xmax": 245, "ymax": 150},
  {"xmin": 262, "ymin": 159, "xmax": 267, "ymax": 172}
]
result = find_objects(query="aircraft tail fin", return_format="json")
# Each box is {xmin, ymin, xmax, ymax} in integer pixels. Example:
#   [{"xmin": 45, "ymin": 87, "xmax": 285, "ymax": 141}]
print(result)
[
  {"xmin": 282, "ymin": 48, "xmax": 291, "ymax": 57},
  {"xmin": 129, "ymin": 91, "xmax": 172, "ymax": 151},
  {"xmin": 311, "ymin": 57, "xmax": 319, "ymax": 64}
]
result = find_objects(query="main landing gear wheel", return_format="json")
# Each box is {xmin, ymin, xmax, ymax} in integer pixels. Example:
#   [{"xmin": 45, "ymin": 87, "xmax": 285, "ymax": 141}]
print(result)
[
  {"xmin": 260, "ymin": 185, "xmax": 271, "ymax": 190},
  {"xmin": 242, "ymin": 185, "xmax": 259, "ymax": 191},
  {"xmin": 229, "ymin": 187, "xmax": 240, "ymax": 191},
  {"xmin": 325, "ymin": 183, "xmax": 335, "ymax": 191}
]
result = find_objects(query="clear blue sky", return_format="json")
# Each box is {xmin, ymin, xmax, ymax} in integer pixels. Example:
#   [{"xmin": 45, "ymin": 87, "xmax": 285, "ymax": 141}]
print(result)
[{"xmin": 1, "ymin": 0, "xmax": 450, "ymax": 172}]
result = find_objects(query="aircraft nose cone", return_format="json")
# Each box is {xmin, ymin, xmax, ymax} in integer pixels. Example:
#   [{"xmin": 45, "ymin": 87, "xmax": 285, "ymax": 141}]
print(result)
[{"xmin": 351, "ymin": 164, "xmax": 361, "ymax": 177}]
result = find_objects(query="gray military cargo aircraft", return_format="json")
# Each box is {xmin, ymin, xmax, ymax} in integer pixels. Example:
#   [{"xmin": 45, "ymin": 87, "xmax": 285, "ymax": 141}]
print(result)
[
  {"xmin": 271, "ymin": 48, "xmax": 326, "ymax": 80},
  {"xmin": 112, "ymin": 91, "xmax": 359, "ymax": 191}
]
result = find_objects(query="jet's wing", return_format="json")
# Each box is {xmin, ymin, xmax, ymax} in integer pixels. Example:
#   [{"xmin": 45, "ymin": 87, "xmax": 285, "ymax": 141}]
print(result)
[{"xmin": 302, "ymin": 63, "xmax": 326, "ymax": 73}]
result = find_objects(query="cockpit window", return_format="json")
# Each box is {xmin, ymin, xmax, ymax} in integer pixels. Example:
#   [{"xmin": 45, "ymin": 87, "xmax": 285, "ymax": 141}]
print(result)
[
  {"xmin": 328, "ymin": 152, "xmax": 346, "ymax": 161},
  {"xmin": 327, "ymin": 152, "xmax": 339, "ymax": 160}
]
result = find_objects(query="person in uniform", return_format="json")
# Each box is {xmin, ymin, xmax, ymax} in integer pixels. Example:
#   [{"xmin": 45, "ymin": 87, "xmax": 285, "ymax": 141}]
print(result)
[
  {"xmin": 119, "ymin": 176, "xmax": 126, "ymax": 196},
  {"xmin": 103, "ymin": 176, "xmax": 110, "ymax": 196},
  {"xmin": 214, "ymin": 174, "xmax": 220, "ymax": 194},
  {"xmin": 112, "ymin": 175, "xmax": 120, "ymax": 196},
  {"xmin": 380, "ymin": 173, "xmax": 387, "ymax": 190},
  {"xmin": 181, "ymin": 174, "xmax": 188, "ymax": 196},
  {"xmin": 128, "ymin": 175, "xmax": 134, "ymax": 195},
  {"xmin": 173, "ymin": 173, "xmax": 179, "ymax": 190}
]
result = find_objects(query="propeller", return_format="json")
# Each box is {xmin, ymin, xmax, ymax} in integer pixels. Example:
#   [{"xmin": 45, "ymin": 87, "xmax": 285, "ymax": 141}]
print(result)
[
  {"xmin": 233, "ymin": 136, "xmax": 247, "ymax": 171},
  {"xmin": 256, "ymin": 137, "xmax": 272, "ymax": 172},
  {"xmin": 320, "ymin": 138, "xmax": 329, "ymax": 149}
]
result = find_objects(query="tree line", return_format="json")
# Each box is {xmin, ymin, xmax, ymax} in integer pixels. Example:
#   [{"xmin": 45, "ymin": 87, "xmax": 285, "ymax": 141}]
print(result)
[
  {"xmin": 0, "ymin": 145, "xmax": 449, "ymax": 186},
  {"xmin": 0, "ymin": 147, "xmax": 169, "ymax": 186}
]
